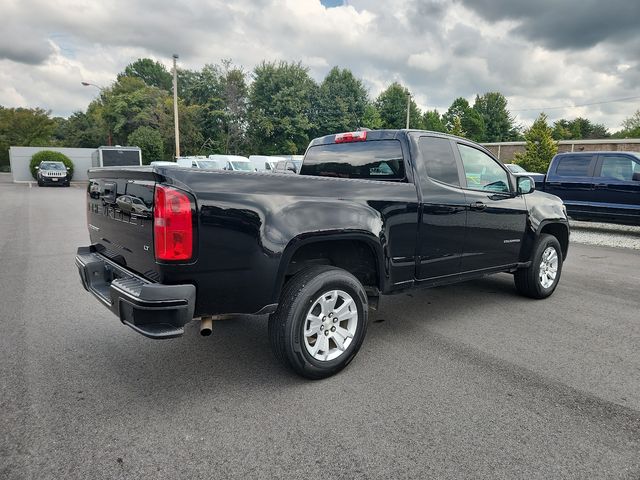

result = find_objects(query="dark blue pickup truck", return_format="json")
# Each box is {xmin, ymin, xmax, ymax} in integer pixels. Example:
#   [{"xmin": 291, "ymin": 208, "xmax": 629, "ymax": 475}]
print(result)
[
  {"xmin": 539, "ymin": 152, "xmax": 640, "ymax": 225},
  {"xmin": 509, "ymin": 152, "xmax": 640, "ymax": 225}
]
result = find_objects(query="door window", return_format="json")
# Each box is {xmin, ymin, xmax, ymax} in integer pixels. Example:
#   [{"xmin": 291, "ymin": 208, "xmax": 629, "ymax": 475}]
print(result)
[
  {"xmin": 555, "ymin": 155, "xmax": 594, "ymax": 176},
  {"xmin": 458, "ymin": 144, "xmax": 510, "ymax": 193},
  {"xmin": 599, "ymin": 155, "xmax": 638, "ymax": 181},
  {"xmin": 418, "ymin": 137, "xmax": 460, "ymax": 186}
]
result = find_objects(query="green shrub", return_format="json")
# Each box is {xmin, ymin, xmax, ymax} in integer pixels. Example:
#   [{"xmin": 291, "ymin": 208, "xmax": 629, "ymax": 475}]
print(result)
[{"xmin": 30, "ymin": 150, "xmax": 75, "ymax": 179}]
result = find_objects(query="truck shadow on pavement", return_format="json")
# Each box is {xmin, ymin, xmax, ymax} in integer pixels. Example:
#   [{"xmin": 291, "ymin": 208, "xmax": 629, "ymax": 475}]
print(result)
[{"xmin": 91, "ymin": 273, "xmax": 526, "ymax": 403}]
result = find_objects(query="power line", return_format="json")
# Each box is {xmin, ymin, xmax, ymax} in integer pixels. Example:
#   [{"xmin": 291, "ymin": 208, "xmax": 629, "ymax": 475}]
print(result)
[{"xmin": 511, "ymin": 95, "xmax": 640, "ymax": 112}]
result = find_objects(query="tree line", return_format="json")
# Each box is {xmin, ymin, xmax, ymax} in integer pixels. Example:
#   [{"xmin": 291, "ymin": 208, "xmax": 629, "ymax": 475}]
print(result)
[{"xmin": 1, "ymin": 57, "xmax": 640, "ymax": 169}]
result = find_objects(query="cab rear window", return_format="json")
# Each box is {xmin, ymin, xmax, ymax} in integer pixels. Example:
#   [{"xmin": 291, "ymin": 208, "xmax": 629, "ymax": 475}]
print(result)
[{"xmin": 301, "ymin": 140, "xmax": 405, "ymax": 181}]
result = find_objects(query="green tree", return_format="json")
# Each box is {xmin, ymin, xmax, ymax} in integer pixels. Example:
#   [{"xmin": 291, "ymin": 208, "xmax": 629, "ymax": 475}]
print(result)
[
  {"xmin": 180, "ymin": 64, "xmax": 223, "ymax": 107},
  {"xmin": 0, "ymin": 106, "xmax": 56, "ymax": 170},
  {"xmin": 247, "ymin": 61, "xmax": 318, "ymax": 154},
  {"xmin": 314, "ymin": 67, "xmax": 368, "ymax": 136},
  {"xmin": 156, "ymin": 98, "xmax": 205, "ymax": 159},
  {"xmin": 361, "ymin": 103, "xmax": 383, "ymax": 130},
  {"xmin": 514, "ymin": 113, "xmax": 558, "ymax": 173},
  {"xmin": 621, "ymin": 110, "xmax": 640, "ymax": 132},
  {"xmin": 375, "ymin": 82, "xmax": 422, "ymax": 129},
  {"xmin": 219, "ymin": 60, "xmax": 249, "ymax": 154},
  {"xmin": 99, "ymin": 76, "xmax": 169, "ymax": 145},
  {"xmin": 185, "ymin": 61, "xmax": 250, "ymax": 155},
  {"xmin": 552, "ymin": 117, "xmax": 610, "ymax": 139},
  {"xmin": 53, "ymin": 110, "xmax": 106, "ymax": 147},
  {"xmin": 127, "ymin": 126, "xmax": 163, "ymax": 164},
  {"xmin": 450, "ymin": 116, "xmax": 465, "ymax": 137},
  {"xmin": 120, "ymin": 58, "xmax": 172, "ymax": 91},
  {"xmin": 443, "ymin": 97, "xmax": 485, "ymax": 141},
  {"xmin": 551, "ymin": 119, "xmax": 572, "ymax": 140},
  {"xmin": 614, "ymin": 110, "xmax": 640, "ymax": 138},
  {"xmin": 472, "ymin": 92, "xmax": 519, "ymax": 141},
  {"xmin": 422, "ymin": 109, "xmax": 446, "ymax": 132}
]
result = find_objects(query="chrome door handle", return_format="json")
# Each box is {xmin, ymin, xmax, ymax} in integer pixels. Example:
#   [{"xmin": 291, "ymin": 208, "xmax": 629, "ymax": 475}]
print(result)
[{"xmin": 469, "ymin": 201, "xmax": 486, "ymax": 211}]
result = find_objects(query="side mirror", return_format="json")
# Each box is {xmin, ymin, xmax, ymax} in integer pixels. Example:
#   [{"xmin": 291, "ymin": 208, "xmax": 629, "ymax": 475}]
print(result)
[
  {"xmin": 517, "ymin": 175, "xmax": 535, "ymax": 195},
  {"xmin": 35, "ymin": 166, "xmax": 39, "ymax": 170}
]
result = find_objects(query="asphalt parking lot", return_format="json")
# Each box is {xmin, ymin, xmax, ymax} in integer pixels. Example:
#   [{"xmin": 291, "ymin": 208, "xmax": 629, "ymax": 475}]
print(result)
[{"xmin": 1, "ymin": 174, "xmax": 639, "ymax": 479}]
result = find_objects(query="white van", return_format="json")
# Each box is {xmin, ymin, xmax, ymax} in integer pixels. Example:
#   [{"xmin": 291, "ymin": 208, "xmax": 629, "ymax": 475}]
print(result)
[
  {"xmin": 208, "ymin": 155, "xmax": 254, "ymax": 172},
  {"xmin": 249, "ymin": 155, "xmax": 285, "ymax": 172},
  {"xmin": 176, "ymin": 156, "xmax": 223, "ymax": 170}
]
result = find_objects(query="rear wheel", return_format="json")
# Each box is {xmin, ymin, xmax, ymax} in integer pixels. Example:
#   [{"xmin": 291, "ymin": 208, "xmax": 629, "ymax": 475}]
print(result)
[
  {"xmin": 514, "ymin": 234, "xmax": 563, "ymax": 299},
  {"xmin": 268, "ymin": 266, "xmax": 368, "ymax": 379}
]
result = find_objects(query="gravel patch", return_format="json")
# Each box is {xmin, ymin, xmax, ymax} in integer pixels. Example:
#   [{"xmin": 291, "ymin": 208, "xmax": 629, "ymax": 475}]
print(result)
[{"xmin": 569, "ymin": 219, "xmax": 640, "ymax": 250}]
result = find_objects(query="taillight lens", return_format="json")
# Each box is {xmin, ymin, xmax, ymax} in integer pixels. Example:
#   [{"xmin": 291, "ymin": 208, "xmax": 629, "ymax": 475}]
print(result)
[{"xmin": 154, "ymin": 185, "xmax": 193, "ymax": 261}]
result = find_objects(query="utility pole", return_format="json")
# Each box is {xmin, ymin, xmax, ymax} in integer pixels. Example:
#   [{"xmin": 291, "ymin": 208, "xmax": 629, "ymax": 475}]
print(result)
[
  {"xmin": 406, "ymin": 92, "xmax": 411, "ymax": 129},
  {"xmin": 81, "ymin": 81, "xmax": 111, "ymax": 145},
  {"xmin": 172, "ymin": 54, "xmax": 180, "ymax": 158}
]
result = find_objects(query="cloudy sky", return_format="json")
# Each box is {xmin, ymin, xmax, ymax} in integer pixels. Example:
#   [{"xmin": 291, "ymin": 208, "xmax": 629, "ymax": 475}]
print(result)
[{"xmin": 1, "ymin": 0, "xmax": 639, "ymax": 130}]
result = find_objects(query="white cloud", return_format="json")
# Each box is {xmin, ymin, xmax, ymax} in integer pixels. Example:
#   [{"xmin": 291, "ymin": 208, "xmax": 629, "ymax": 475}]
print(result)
[{"xmin": 0, "ymin": 0, "xmax": 638, "ymax": 130}]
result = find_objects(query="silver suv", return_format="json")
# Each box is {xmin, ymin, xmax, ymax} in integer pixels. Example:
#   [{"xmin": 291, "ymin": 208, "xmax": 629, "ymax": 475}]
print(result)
[{"xmin": 37, "ymin": 161, "xmax": 70, "ymax": 187}]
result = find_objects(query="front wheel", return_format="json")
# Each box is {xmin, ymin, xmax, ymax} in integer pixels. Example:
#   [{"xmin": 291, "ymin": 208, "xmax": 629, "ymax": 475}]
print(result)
[
  {"xmin": 514, "ymin": 234, "xmax": 563, "ymax": 299},
  {"xmin": 268, "ymin": 266, "xmax": 368, "ymax": 379}
]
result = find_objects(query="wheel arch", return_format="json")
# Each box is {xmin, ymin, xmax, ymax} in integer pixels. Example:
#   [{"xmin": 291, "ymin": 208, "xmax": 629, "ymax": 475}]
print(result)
[
  {"xmin": 272, "ymin": 232, "xmax": 385, "ymax": 304},
  {"xmin": 535, "ymin": 220, "xmax": 569, "ymax": 260}
]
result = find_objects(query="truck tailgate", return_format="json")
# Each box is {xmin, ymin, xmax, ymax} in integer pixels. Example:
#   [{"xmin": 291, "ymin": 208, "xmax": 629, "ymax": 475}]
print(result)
[{"xmin": 86, "ymin": 168, "xmax": 160, "ymax": 281}]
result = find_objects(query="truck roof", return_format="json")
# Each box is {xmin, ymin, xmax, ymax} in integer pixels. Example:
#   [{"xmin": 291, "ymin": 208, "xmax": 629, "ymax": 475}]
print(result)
[{"xmin": 307, "ymin": 129, "xmax": 471, "ymax": 148}]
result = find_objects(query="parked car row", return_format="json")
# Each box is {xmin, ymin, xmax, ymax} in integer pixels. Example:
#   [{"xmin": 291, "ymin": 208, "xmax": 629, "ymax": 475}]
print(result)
[{"xmin": 151, "ymin": 154, "xmax": 306, "ymax": 174}]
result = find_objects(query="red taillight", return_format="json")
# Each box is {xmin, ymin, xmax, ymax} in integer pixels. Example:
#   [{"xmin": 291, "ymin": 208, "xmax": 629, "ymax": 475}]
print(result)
[
  {"xmin": 154, "ymin": 185, "xmax": 193, "ymax": 261},
  {"xmin": 334, "ymin": 131, "xmax": 367, "ymax": 143}
]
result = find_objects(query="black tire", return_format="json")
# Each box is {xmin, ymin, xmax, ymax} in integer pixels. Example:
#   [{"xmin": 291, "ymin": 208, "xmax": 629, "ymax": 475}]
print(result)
[
  {"xmin": 514, "ymin": 233, "xmax": 563, "ymax": 299},
  {"xmin": 268, "ymin": 265, "xmax": 368, "ymax": 379},
  {"xmin": 37, "ymin": 180, "xmax": 43, "ymax": 187}
]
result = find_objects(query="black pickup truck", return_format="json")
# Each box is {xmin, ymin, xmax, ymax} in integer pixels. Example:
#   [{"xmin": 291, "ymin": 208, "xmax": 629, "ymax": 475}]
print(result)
[{"xmin": 76, "ymin": 130, "xmax": 569, "ymax": 378}]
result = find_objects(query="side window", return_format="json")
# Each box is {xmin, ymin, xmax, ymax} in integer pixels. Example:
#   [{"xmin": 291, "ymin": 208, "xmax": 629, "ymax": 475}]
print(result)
[
  {"xmin": 458, "ymin": 144, "xmax": 510, "ymax": 193},
  {"xmin": 555, "ymin": 156, "xmax": 594, "ymax": 177},
  {"xmin": 191, "ymin": 161, "xmax": 197, "ymax": 168},
  {"xmin": 419, "ymin": 137, "xmax": 460, "ymax": 186},
  {"xmin": 599, "ymin": 155, "xmax": 637, "ymax": 182}
]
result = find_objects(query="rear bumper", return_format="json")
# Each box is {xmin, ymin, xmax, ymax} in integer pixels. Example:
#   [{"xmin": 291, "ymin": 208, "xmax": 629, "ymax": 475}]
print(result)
[
  {"xmin": 40, "ymin": 176, "xmax": 69, "ymax": 185},
  {"xmin": 75, "ymin": 246, "xmax": 196, "ymax": 339}
]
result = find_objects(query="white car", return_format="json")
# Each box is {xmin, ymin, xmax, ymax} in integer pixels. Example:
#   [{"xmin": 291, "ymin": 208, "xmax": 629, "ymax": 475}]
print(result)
[
  {"xmin": 208, "ymin": 154, "xmax": 254, "ymax": 172},
  {"xmin": 150, "ymin": 161, "xmax": 179, "ymax": 167},
  {"xmin": 176, "ymin": 157, "xmax": 223, "ymax": 169},
  {"xmin": 249, "ymin": 155, "xmax": 285, "ymax": 172}
]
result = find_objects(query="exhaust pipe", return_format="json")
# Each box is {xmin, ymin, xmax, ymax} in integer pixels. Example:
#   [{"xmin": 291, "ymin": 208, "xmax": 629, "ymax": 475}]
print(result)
[{"xmin": 200, "ymin": 316, "xmax": 213, "ymax": 336}]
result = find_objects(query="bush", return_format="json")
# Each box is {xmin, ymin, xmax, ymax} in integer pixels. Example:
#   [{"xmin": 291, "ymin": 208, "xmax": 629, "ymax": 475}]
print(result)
[{"xmin": 30, "ymin": 150, "xmax": 74, "ymax": 180}]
